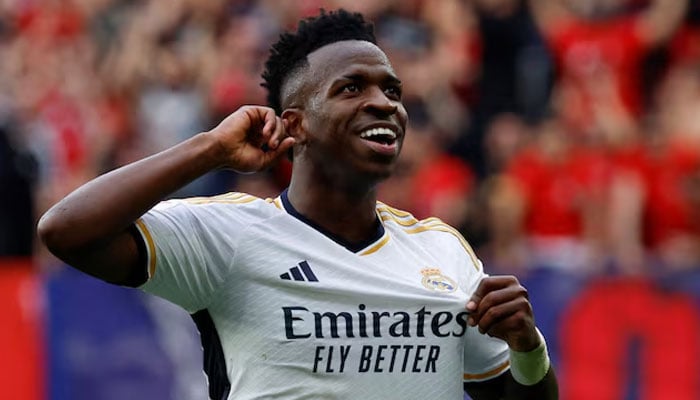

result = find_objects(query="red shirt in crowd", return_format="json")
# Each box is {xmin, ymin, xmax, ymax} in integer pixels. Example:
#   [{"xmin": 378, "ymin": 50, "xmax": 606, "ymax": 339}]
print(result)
[
  {"xmin": 544, "ymin": 16, "xmax": 649, "ymax": 130},
  {"xmin": 639, "ymin": 139, "xmax": 700, "ymax": 249},
  {"xmin": 505, "ymin": 144, "xmax": 608, "ymax": 238}
]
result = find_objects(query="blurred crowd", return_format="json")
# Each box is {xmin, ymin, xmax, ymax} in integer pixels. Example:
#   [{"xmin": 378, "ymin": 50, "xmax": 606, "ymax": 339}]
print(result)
[
  {"xmin": 1, "ymin": 0, "xmax": 700, "ymax": 283},
  {"xmin": 3, "ymin": 2, "xmax": 700, "ymax": 397}
]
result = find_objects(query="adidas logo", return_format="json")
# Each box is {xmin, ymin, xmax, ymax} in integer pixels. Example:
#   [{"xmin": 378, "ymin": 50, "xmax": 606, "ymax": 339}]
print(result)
[{"xmin": 280, "ymin": 260, "xmax": 318, "ymax": 282}]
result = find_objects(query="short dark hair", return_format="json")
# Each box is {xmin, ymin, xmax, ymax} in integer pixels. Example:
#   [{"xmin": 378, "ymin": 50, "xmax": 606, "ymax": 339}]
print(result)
[{"xmin": 261, "ymin": 9, "xmax": 376, "ymax": 114}]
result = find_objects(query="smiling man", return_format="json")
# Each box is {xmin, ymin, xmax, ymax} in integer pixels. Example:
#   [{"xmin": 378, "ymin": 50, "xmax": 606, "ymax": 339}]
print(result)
[{"xmin": 38, "ymin": 9, "xmax": 557, "ymax": 400}]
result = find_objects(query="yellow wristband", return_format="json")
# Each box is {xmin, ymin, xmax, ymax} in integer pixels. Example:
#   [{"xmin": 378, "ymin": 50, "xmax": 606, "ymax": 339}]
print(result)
[{"xmin": 508, "ymin": 328, "xmax": 550, "ymax": 386}]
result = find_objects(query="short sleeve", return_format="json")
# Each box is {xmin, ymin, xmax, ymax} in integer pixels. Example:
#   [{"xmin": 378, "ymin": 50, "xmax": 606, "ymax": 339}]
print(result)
[
  {"xmin": 135, "ymin": 199, "xmax": 238, "ymax": 312},
  {"xmin": 462, "ymin": 327, "xmax": 510, "ymax": 382}
]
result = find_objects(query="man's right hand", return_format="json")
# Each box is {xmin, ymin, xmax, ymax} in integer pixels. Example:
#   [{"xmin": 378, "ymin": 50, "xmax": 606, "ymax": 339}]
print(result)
[{"xmin": 207, "ymin": 106, "xmax": 296, "ymax": 173}]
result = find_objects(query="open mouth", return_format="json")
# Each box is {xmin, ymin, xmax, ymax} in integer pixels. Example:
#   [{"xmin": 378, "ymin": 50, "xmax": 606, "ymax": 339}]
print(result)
[{"xmin": 359, "ymin": 127, "xmax": 397, "ymax": 146}]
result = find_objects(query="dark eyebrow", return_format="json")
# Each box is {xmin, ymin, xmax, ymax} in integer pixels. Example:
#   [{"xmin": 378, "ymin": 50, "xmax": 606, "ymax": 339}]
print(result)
[
  {"xmin": 335, "ymin": 73, "xmax": 402, "ymax": 86},
  {"xmin": 339, "ymin": 73, "xmax": 366, "ymax": 82},
  {"xmin": 384, "ymin": 76, "xmax": 402, "ymax": 86}
]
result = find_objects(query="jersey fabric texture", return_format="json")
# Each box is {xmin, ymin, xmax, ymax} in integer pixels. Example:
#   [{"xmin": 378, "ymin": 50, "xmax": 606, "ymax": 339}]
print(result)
[{"xmin": 135, "ymin": 190, "xmax": 509, "ymax": 400}]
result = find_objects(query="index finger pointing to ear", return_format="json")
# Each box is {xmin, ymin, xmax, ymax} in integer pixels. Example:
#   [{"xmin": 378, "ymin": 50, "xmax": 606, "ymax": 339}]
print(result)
[
  {"xmin": 262, "ymin": 108, "xmax": 277, "ymax": 136},
  {"xmin": 268, "ymin": 116, "xmax": 286, "ymax": 150}
]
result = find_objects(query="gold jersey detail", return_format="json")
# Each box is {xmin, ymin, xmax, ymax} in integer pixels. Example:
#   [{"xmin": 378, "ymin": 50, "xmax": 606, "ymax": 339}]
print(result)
[
  {"xmin": 358, "ymin": 234, "xmax": 390, "ymax": 256},
  {"xmin": 183, "ymin": 192, "xmax": 259, "ymax": 205},
  {"xmin": 463, "ymin": 360, "xmax": 510, "ymax": 380},
  {"xmin": 377, "ymin": 205, "xmax": 480, "ymax": 271},
  {"xmin": 135, "ymin": 218, "xmax": 157, "ymax": 278}
]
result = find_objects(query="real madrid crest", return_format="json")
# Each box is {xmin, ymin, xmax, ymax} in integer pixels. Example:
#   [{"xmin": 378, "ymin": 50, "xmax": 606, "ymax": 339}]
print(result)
[{"xmin": 420, "ymin": 268, "xmax": 457, "ymax": 293}]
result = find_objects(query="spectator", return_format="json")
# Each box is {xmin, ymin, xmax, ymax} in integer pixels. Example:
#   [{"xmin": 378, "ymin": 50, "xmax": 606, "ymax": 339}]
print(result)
[
  {"xmin": 478, "ymin": 112, "xmax": 532, "ymax": 271},
  {"xmin": 379, "ymin": 100, "xmax": 477, "ymax": 231},
  {"xmin": 483, "ymin": 114, "xmax": 606, "ymax": 369},
  {"xmin": 609, "ymin": 62, "xmax": 700, "ymax": 274},
  {"xmin": 529, "ymin": 0, "xmax": 688, "ymax": 137},
  {"xmin": 488, "ymin": 115, "xmax": 609, "ymax": 273},
  {"xmin": 452, "ymin": 0, "xmax": 551, "ymax": 177}
]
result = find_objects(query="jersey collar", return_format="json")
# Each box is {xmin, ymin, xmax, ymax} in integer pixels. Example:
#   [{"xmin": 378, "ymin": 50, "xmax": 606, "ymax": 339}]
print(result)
[{"xmin": 280, "ymin": 189, "xmax": 386, "ymax": 253}]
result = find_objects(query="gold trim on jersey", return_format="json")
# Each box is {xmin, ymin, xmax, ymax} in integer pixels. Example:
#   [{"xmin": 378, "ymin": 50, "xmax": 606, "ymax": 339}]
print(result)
[
  {"xmin": 359, "ymin": 234, "xmax": 390, "ymax": 256},
  {"xmin": 376, "ymin": 203, "xmax": 480, "ymax": 270},
  {"xmin": 182, "ymin": 192, "xmax": 259, "ymax": 205},
  {"xmin": 265, "ymin": 197, "xmax": 284, "ymax": 210},
  {"xmin": 463, "ymin": 360, "xmax": 510, "ymax": 381},
  {"xmin": 135, "ymin": 218, "xmax": 157, "ymax": 279}
]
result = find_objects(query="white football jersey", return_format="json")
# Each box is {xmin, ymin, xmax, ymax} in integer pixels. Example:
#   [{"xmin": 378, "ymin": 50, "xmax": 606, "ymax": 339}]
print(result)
[{"xmin": 136, "ymin": 191, "xmax": 509, "ymax": 400}]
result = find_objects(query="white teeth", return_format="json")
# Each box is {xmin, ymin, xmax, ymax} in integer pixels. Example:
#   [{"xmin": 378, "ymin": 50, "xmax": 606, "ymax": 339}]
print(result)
[{"xmin": 359, "ymin": 128, "xmax": 397, "ymax": 140}]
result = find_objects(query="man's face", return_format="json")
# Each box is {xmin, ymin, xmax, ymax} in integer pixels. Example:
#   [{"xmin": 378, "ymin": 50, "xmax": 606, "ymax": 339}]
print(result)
[{"xmin": 293, "ymin": 40, "xmax": 408, "ymax": 183}]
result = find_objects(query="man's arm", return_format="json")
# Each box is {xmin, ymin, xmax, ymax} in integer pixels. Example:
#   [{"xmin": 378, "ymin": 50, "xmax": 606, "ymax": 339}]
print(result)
[
  {"xmin": 527, "ymin": 0, "xmax": 572, "ymax": 38},
  {"xmin": 636, "ymin": 0, "xmax": 688, "ymax": 47},
  {"xmin": 37, "ymin": 106, "xmax": 294, "ymax": 286},
  {"xmin": 465, "ymin": 366, "xmax": 558, "ymax": 400},
  {"xmin": 529, "ymin": 0, "xmax": 688, "ymax": 46},
  {"xmin": 463, "ymin": 276, "xmax": 559, "ymax": 399}
]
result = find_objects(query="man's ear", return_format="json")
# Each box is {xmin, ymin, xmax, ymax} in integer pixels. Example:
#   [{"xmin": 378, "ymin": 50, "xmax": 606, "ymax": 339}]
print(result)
[{"xmin": 282, "ymin": 108, "xmax": 307, "ymax": 144}]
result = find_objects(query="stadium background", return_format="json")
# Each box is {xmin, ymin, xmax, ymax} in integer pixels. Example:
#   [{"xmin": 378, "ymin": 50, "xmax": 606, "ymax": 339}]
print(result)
[{"xmin": 2, "ymin": 0, "xmax": 700, "ymax": 399}]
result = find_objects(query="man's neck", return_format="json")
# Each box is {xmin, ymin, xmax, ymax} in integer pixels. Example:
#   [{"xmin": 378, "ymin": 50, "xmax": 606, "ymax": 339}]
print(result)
[{"xmin": 286, "ymin": 179, "xmax": 380, "ymax": 244}]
